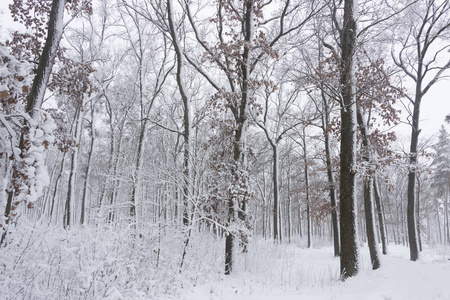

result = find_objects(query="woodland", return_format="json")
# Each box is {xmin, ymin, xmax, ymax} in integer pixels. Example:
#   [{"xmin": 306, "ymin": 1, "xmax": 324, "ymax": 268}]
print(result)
[{"xmin": 1, "ymin": 0, "xmax": 450, "ymax": 299}]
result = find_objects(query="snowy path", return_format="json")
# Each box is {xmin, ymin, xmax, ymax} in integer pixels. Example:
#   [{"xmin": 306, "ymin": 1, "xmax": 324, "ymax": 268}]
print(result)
[{"xmin": 167, "ymin": 244, "xmax": 450, "ymax": 300}]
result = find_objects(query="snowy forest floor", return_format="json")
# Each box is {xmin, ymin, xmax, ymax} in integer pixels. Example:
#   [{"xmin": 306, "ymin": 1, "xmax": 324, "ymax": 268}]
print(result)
[
  {"xmin": 1, "ymin": 220, "xmax": 449, "ymax": 300},
  {"xmin": 173, "ymin": 243, "xmax": 450, "ymax": 300}
]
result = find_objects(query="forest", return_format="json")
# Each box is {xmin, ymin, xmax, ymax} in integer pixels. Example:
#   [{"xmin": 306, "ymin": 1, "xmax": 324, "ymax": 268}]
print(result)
[{"xmin": 1, "ymin": 0, "xmax": 450, "ymax": 299}]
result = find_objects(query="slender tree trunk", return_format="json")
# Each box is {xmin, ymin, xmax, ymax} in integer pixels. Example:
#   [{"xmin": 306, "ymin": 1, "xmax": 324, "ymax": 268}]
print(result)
[
  {"xmin": 41, "ymin": 157, "xmax": 58, "ymax": 218},
  {"xmin": 356, "ymin": 107, "xmax": 381, "ymax": 269},
  {"xmin": 225, "ymin": 224, "xmax": 234, "ymax": 275},
  {"xmin": 64, "ymin": 151, "xmax": 76, "ymax": 229},
  {"xmin": 363, "ymin": 177, "xmax": 380, "ymax": 269},
  {"xmin": 416, "ymin": 178, "xmax": 422, "ymax": 251},
  {"xmin": 130, "ymin": 119, "xmax": 147, "ymax": 223},
  {"xmin": 50, "ymin": 152, "xmax": 66, "ymax": 222},
  {"xmin": 98, "ymin": 96, "xmax": 116, "ymax": 210},
  {"xmin": 373, "ymin": 176, "xmax": 388, "ymax": 254},
  {"xmin": 339, "ymin": 0, "xmax": 360, "ymax": 279},
  {"xmin": 273, "ymin": 145, "xmax": 279, "ymax": 242},
  {"xmin": 167, "ymin": 0, "xmax": 193, "ymax": 270},
  {"xmin": 321, "ymin": 92, "xmax": 340, "ymax": 256},
  {"xmin": 279, "ymin": 199, "xmax": 283, "ymax": 243},
  {"xmin": 107, "ymin": 127, "xmax": 124, "ymax": 223},
  {"xmin": 287, "ymin": 162, "xmax": 292, "ymax": 243},
  {"xmin": 407, "ymin": 90, "xmax": 421, "ymax": 261},
  {"xmin": 167, "ymin": 0, "xmax": 192, "ymax": 228},
  {"xmin": 298, "ymin": 206, "xmax": 303, "ymax": 237},
  {"xmin": 262, "ymin": 170, "xmax": 267, "ymax": 239},
  {"xmin": 302, "ymin": 129, "xmax": 312, "ymax": 248},
  {"xmin": 445, "ymin": 187, "xmax": 450, "ymax": 245},
  {"xmin": 64, "ymin": 105, "xmax": 83, "ymax": 229},
  {"xmin": 80, "ymin": 110, "xmax": 95, "ymax": 225}
]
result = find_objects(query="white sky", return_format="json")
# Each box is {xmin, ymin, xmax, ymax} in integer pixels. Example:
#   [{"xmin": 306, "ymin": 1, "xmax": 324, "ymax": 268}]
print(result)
[{"xmin": 1, "ymin": 0, "xmax": 449, "ymax": 140}]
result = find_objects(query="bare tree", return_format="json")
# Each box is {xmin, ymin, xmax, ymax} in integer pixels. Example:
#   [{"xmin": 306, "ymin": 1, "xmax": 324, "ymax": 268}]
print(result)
[
  {"xmin": 391, "ymin": 0, "xmax": 450, "ymax": 261},
  {"xmin": 252, "ymin": 82, "xmax": 303, "ymax": 242}
]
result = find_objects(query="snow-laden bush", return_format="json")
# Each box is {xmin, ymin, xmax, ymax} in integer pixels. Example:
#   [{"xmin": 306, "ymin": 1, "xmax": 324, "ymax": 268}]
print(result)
[{"xmin": 0, "ymin": 220, "xmax": 225, "ymax": 299}]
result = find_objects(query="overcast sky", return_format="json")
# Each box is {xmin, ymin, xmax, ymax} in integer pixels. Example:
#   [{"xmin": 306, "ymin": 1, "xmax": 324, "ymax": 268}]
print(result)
[{"xmin": 1, "ymin": 1, "xmax": 449, "ymax": 140}]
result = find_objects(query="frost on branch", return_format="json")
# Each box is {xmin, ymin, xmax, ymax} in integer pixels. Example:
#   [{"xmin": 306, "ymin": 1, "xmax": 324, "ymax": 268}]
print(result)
[
  {"xmin": 0, "ymin": 44, "xmax": 55, "ymax": 220},
  {"xmin": 12, "ymin": 111, "xmax": 56, "ymax": 205},
  {"xmin": 0, "ymin": 45, "xmax": 32, "ymax": 111},
  {"xmin": 1, "ymin": 43, "xmax": 31, "ymax": 162}
]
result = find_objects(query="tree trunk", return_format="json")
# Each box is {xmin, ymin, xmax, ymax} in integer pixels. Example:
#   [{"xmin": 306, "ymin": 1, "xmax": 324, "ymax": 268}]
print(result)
[
  {"xmin": 64, "ymin": 104, "xmax": 83, "ymax": 229},
  {"xmin": 363, "ymin": 177, "xmax": 380, "ymax": 269},
  {"xmin": 445, "ymin": 186, "xmax": 450, "ymax": 244},
  {"xmin": 416, "ymin": 178, "xmax": 422, "ymax": 251},
  {"xmin": 273, "ymin": 145, "xmax": 279, "ymax": 242},
  {"xmin": 373, "ymin": 176, "xmax": 388, "ymax": 254},
  {"xmin": 321, "ymin": 91, "xmax": 340, "ymax": 256},
  {"xmin": 356, "ymin": 107, "xmax": 381, "ymax": 270},
  {"xmin": 25, "ymin": 0, "xmax": 65, "ymax": 117},
  {"xmin": 287, "ymin": 161, "xmax": 292, "ymax": 243},
  {"xmin": 407, "ymin": 90, "xmax": 421, "ymax": 261},
  {"xmin": 302, "ymin": 128, "xmax": 312, "ymax": 248},
  {"xmin": 50, "ymin": 152, "xmax": 66, "ymax": 222},
  {"xmin": 80, "ymin": 107, "xmax": 96, "ymax": 225},
  {"xmin": 130, "ymin": 119, "xmax": 146, "ymax": 223},
  {"xmin": 225, "ymin": 0, "xmax": 254, "ymax": 275},
  {"xmin": 339, "ymin": 0, "xmax": 360, "ymax": 280},
  {"xmin": 64, "ymin": 151, "xmax": 76, "ymax": 229},
  {"xmin": 167, "ymin": 0, "xmax": 192, "ymax": 228},
  {"xmin": 167, "ymin": 0, "xmax": 193, "ymax": 271}
]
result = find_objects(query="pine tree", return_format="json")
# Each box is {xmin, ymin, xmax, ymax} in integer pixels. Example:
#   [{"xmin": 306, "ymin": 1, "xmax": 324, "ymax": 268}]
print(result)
[{"xmin": 431, "ymin": 126, "xmax": 450, "ymax": 244}]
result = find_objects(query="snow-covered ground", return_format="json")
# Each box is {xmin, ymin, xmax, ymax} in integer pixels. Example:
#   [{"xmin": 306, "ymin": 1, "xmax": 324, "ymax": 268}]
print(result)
[
  {"xmin": 1, "ymin": 223, "xmax": 449, "ymax": 299},
  {"xmin": 162, "ymin": 241, "xmax": 450, "ymax": 300}
]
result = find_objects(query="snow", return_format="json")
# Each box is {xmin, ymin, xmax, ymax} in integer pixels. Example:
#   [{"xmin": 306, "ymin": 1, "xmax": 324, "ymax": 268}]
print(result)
[
  {"xmin": 159, "ymin": 246, "xmax": 445, "ymax": 300},
  {"xmin": 163, "ymin": 244, "xmax": 450, "ymax": 300},
  {"xmin": 1, "ymin": 223, "xmax": 449, "ymax": 300}
]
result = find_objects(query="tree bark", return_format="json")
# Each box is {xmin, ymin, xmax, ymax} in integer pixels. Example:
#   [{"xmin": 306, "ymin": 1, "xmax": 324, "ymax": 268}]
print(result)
[
  {"xmin": 356, "ymin": 107, "xmax": 381, "ymax": 270},
  {"xmin": 339, "ymin": 0, "xmax": 360, "ymax": 280},
  {"xmin": 407, "ymin": 89, "xmax": 421, "ymax": 261},
  {"xmin": 321, "ymin": 91, "xmax": 340, "ymax": 256},
  {"xmin": 287, "ymin": 160, "xmax": 292, "ymax": 243},
  {"xmin": 25, "ymin": 0, "xmax": 65, "ymax": 117},
  {"xmin": 167, "ymin": 0, "xmax": 193, "ymax": 271},
  {"xmin": 373, "ymin": 176, "xmax": 388, "ymax": 254},
  {"xmin": 64, "ymin": 104, "xmax": 83, "ymax": 229},
  {"xmin": 273, "ymin": 145, "xmax": 279, "ymax": 241},
  {"xmin": 302, "ymin": 128, "xmax": 312, "ymax": 248},
  {"xmin": 167, "ymin": 0, "xmax": 192, "ymax": 227},
  {"xmin": 80, "ymin": 105, "xmax": 96, "ymax": 225},
  {"xmin": 50, "ymin": 152, "xmax": 66, "ymax": 222},
  {"xmin": 130, "ymin": 119, "xmax": 146, "ymax": 223}
]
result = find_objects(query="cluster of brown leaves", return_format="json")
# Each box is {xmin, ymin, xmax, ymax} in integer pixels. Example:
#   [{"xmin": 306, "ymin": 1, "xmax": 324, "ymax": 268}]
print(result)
[
  {"xmin": 313, "ymin": 52, "xmax": 401, "ymax": 165},
  {"xmin": 46, "ymin": 108, "xmax": 78, "ymax": 153},
  {"xmin": 48, "ymin": 58, "xmax": 97, "ymax": 105},
  {"xmin": 290, "ymin": 163, "xmax": 335, "ymax": 224},
  {"xmin": 7, "ymin": 0, "xmax": 93, "ymax": 65},
  {"xmin": 355, "ymin": 58, "xmax": 401, "ymax": 128}
]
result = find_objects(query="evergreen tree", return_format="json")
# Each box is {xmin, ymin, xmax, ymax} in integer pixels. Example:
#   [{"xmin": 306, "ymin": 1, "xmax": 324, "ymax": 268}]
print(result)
[{"xmin": 431, "ymin": 126, "xmax": 450, "ymax": 244}]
